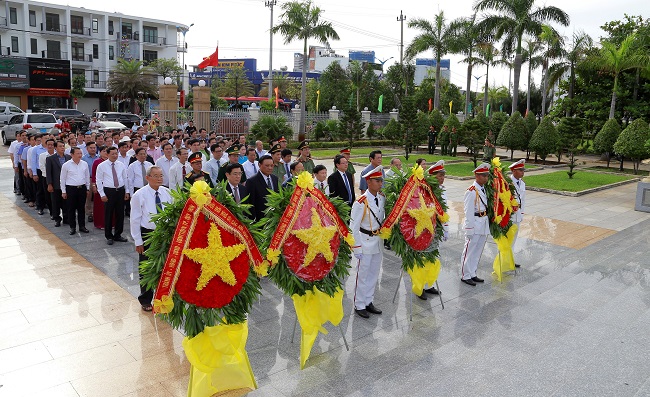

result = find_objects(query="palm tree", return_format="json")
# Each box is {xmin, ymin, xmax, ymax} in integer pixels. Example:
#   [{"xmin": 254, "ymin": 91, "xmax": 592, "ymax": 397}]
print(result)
[
  {"xmin": 590, "ymin": 33, "xmax": 650, "ymax": 119},
  {"xmin": 258, "ymin": 73, "xmax": 298, "ymax": 98},
  {"xmin": 272, "ymin": 1, "xmax": 339, "ymax": 137},
  {"xmin": 538, "ymin": 25, "xmax": 564, "ymax": 117},
  {"xmin": 475, "ymin": 43, "xmax": 500, "ymax": 112},
  {"xmin": 547, "ymin": 31, "xmax": 592, "ymax": 116},
  {"xmin": 406, "ymin": 11, "xmax": 457, "ymax": 110},
  {"xmin": 474, "ymin": 0, "xmax": 569, "ymax": 114},
  {"xmin": 487, "ymin": 85, "xmax": 510, "ymax": 110},
  {"xmin": 450, "ymin": 13, "xmax": 486, "ymax": 115},
  {"xmin": 213, "ymin": 66, "xmax": 254, "ymax": 99},
  {"xmin": 522, "ymin": 38, "xmax": 544, "ymax": 113},
  {"xmin": 107, "ymin": 59, "xmax": 158, "ymax": 114}
]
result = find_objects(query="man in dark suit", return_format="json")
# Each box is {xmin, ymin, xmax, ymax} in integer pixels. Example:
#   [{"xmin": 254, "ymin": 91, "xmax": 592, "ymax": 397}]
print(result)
[
  {"xmin": 217, "ymin": 144, "xmax": 247, "ymax": 184},
  {"xmin": 224, "ymin": 163, "xmax": 249, "ymax": 205},
  {"xmin": 46, "ymin": 141, "xmax": 71, "ymax": 227},
  {"xmin": 246, "ymin": 155, "xmax": 279, "ymax": 221},
  {"xmin": 328, "ymin": 154, "xmax": 355, "ymax": 206}
]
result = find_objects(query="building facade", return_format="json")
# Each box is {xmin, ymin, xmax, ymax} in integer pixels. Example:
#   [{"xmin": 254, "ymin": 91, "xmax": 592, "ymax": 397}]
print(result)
[{"xmin": 0, "ymin": 0, "xmax": 187, "ymax": 114}]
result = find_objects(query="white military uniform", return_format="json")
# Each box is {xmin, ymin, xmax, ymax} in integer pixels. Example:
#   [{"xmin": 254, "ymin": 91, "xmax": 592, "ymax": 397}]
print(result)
[
  {"xmin": 350, "ymin": 190, "xmax": 385, "ymax": 311},
  {"xmin": 510, "ymin": 173, "xmax": 526, "ymax": 248},
  {"xmin": 460, "ymin": 181, "xmax": 490, "ymax": 280}
]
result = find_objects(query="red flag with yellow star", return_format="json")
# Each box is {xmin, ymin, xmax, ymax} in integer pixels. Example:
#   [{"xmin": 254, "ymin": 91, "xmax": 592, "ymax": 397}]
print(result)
[{"xmin": 198, "ymin": 47, "xmax": 219, "ymax": 69}]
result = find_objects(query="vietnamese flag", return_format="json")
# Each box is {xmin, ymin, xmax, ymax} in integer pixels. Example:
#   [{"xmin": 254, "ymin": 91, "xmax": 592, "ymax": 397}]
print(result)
[
  {"xmin": 428, "ymin": 98, "xmax": 432, "ymax": 112},
  {"xmin": 198, "ymin": 47, "xmax": 219, "ymax": 69},
  {"xmin": 274, "ymin": 87, "xmax": 279, "ymax": 109}
]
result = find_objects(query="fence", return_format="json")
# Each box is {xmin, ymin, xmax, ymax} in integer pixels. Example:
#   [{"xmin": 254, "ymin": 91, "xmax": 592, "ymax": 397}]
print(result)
[{"xmin": 156, "ymin": 109, "xmax": 250, "ymax": 140}]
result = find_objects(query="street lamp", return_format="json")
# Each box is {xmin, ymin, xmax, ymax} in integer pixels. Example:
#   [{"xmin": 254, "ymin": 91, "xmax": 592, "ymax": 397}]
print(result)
[
  {"xmin": 473, "ymin": 73, "xmax": 486, "ymax": 114},
  {"xmin": 265, "ymin": 1, "xmax": 277, "ymax": 101},
  {"xmin": 180, "ymin": 23, "xmax": 194, "ymax": 90}
]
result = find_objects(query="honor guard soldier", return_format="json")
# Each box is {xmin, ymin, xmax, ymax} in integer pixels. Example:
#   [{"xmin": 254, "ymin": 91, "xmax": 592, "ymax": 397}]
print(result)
[
  {"xmin": 509, "ymin": 159, "xmax": 526, "ymax": 268},
  {"xmin": 296, "ymin": 140, "xmax": 315, "ymax": 174},
  {"xmin": 185, "ymin": 152, "xmax": 213, "ymax": 187},
  {"xmin": 460, "ymin": 162, "xmax": 491, "ymax": 286},
  {"xmin": 350, "ymin": 165, "xmax": 386, "ymax": 319}
]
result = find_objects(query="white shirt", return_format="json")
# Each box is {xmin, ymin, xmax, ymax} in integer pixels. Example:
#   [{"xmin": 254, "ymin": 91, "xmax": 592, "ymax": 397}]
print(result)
[
  {"xmin": 169, "ymin": 161, "xmax": 190, "ymax": 190},
  {"xmin": 116, "ymin": 153, "xmax": 130, "ymax": 169},
  {"xmin": 203, "ymin": 158, "xmax": 222, "ymax": 186},
  {"xmin": 155, "ymin": 155, "xmax": 178, "ymax": 187},
  {"xmin": 60, "ymin": 159, "xmax": 90, "ymax": 193},
  {"xmin": 126, "ymin": 148, "xmax": 135, "ymax": 158},
  {"xmin": 242, "ymin": 160, "xmax": 259, "ymax": 180},
  {"xmin": 127, "ymin": 160, "xmax": 153, "ymax": 194},
  {"xmin": 130, "ymin": 185, "xmax": 173, "ymax": 246},
  {"xmin": 510, "ymin": 175, "xmax": 526, "ymax": 223},
  {"xmin": 314, "ymin": 179, "xmax": 330, "ymax": 195},
  {"xmin": 96, "ymin": 160, "xmax": 128, "ymax": 197},
  {"xmin": 39, "ymin": 151, "xmax": 53, "ymax": 177},
  {"xmin": 255, "ymin": 148, "xmax": 267, "ymax": 158},
  {"xmin": 26, "ymin": 146, "xmax": 36, "ymax": 172},
  {"xmin": 463, "ymin": 181, "xmax": 489, "ymax": 236}
]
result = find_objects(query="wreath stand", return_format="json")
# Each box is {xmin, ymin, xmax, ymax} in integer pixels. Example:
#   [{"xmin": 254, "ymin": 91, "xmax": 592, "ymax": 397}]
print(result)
[
  {"xmin": 392, "ymin": 269, "xmax": 444, "ymax": 322},
  {"xmin": 289, "ymin": 309, "xmax": 350, "ymax": 351}
]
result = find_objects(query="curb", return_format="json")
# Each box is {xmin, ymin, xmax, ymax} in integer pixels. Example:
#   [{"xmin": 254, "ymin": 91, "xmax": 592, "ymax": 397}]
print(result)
[{"xmin": 526, "ymin": 177, "xmax": 640, "ymax": 197}]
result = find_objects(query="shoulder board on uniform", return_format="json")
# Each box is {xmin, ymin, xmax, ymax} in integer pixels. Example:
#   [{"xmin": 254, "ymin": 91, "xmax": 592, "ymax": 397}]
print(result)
[
  {"xmin": 356, "ymin": 196, "xmax": 367, "ymax": 203},
  {"xmin": 378, "ymin": 191, "xmax": 385, "ymax": 197},
  {"xmin": 468, "ymin": 186, "xmax": 475, "ymax": 191},
  {"xmin": 186, "ymin": 172, "xmax": 193, "ymax": 177}
]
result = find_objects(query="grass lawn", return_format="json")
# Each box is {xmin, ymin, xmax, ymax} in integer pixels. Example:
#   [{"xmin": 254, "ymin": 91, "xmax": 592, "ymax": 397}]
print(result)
[
  {"xmin": 441, "ymin": 160, "xmax": 536, "ymax": 176},
  {"xmin": 525, "ymin": 171, "xmax": 634, "ymax": 192},
  {"xmin": 310, "ymin": 148, "xmax": 401, "ymax": 159},
  {"xmin": 584, "ymin": 166, "xmax": 649, "ymax": 177},
  {"xmin": 380, "ymin": 153, "xmax": 462, "ymax": 167}
]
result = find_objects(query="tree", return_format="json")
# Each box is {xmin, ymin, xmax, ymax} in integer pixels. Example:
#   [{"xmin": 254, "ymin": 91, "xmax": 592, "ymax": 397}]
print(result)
[
  {"xmin": 490, "ymin": 111, "xmax": 509, "ymax": 140},
  {"xmin": 451, "ymin": 13, "xmax": 488, "ymax": 116},
  {"xmin": 476, "ymin": 43, "xmax": 500, "ymax": 112},
  {"xmin": 272, "ymin": 0, "xmax": 339, "ymax": 138},
  {"xmin": 107, "ymin": 59, "xmax": 158, "ymax": 114},
  {"xmin": 529, "ymin": 116, "xmax": 559, "ymax": 164},
  {"xmin": 250, "ymin": 115, "xmax": 293, "ymax": 143},
  {"xmin": 486, "ymin": 85, "xmax": 510, "ymax": 113},
  {"xmin": 400, "ymin": 96, "xmax": 419, "ymax": 159},
  {"xmin": 462, "ymin": 112, "xmax": 491, "ymax": 166},
  {"xmin": 430, "ymin": 109, "xmax": 445, "ymax": 132},
  {"xmin": 538, "ymin": 25, "xmax": 564, "ymax": 117},
  {"xmin": 70, "ymin": 75, "xmax": 86, "ymax": 103},
  {"xmin": 593, "ymin": 118, "xmax": 622, "ymax": 167},
  {"xmin": 443, "ymin": 113, "xmax": 461, "ymax": 130},
  {"xmin": 147, "ymin": 58, "xmax": 183, "ymax": 80},
  {"xmin": 474, "ymin": 0, "xmax": 570, "ymax": 114},
  {"xmin": 523, "ymin": 111, "xmax": 538, "ymax": 159},
  {"xmin": 258, "ymin": 73, "xmax": 299, "ymax": 98},
  {"xmin": 382, "ymin": 118, "xmax": 402, "ymax": 145},
  {"xmin": 614, "ymin": 118, "xmax": 649, "ymax": 174},
  {"xmin": 406, "ymin": 11, "xmax": 457, "ymax": 110},
  {"xmin": 213, "ymin": 66, "xmax": 254, "ymax": 99},
  {"xmin": 383, "ymin": 63, "xmax": 415, "ymax": 108},
  {"xmin": 339, "ymin": 103, "xmax": 364, "ymax": 148},
  {"xmin": 317, "ymin": 62, "xmax": 351, "ymax": 111},
  {"xmin": 556, "ymin": 117, "xmax": 584, "ymax": 163},
  {"xmin": 522, "ymin": 38, "xmax": 543, "ymax": 113},
  {"xmin": 497, "ymin": 111, "xmax": 527, "ymax": 160},
  {"xmin": 347, "ymin": 61, "xmax": 379, "ymax": 111}
]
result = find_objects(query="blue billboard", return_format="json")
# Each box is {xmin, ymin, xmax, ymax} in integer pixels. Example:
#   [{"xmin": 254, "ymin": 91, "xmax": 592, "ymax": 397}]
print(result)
[
  {"xmin": 190, "ymin": 64, "xmax": 320, "ymax": 87},
  {"xmin": 415, "ymin": 58, "xmax": 451, "ymax": 69}
]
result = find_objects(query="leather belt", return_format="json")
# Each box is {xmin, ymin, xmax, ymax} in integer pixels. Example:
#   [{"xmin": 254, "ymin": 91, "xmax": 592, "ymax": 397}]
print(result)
[
  {"xmin": 474, "ymin": 212, "xmax": 487, "ymax": 217},
  {"xmin": 359, "ymin": 227, "xmax": 380, "ymax": 236},
  {"xmin": 66, "ymin": 185, "xmax": 86, "ymax": 189}
]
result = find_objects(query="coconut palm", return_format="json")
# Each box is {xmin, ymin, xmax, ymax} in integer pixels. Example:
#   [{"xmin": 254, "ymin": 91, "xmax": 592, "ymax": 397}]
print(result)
[
  {"xmin": 547, "ymin": 31, "xmax": 592, "ymax": 116},
  {"xmin": 258, "ymin": 73, "xmax": 298, "ymax": 99},
  {"xmin": 272, "ymin": 1, "xmax": 339, "ymax": 137},
  {"xmin": 475, "ymin": 43, "xmax": 500, "ymax": 113},
  {"xmin": 406, "ymin": 11, "xmax": 457, "ymax": 110},
  {"xmin": 107, "ymin": 59, "xmax": 158, "ymax": 114},
  {"xmin": 474, "ymin": 0, "xmax": 569, "ymax": 114},
  {"xmin": 522, "ymin": 38, "xmax": 544, "ymax": 113},
  {"xmin": 450, "ymin": 13, "xmax": 487, "ymax": 115},
  {"xmin": 487, "ymin": 85, "xmax": 510, "ymax": 111},
  {"xmin": 538, "ymin": 25, "xmax": 564, "ymax": 116}
]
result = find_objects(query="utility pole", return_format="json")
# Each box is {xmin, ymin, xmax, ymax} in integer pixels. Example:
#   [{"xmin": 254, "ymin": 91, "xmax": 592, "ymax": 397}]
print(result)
[
  {"xmin": 266, "ymin": 0, "xmax": 277, "ymax": 101},
  {"xmin": 397, "ymin": 11, "xmax": 406, "ymax": 96}
]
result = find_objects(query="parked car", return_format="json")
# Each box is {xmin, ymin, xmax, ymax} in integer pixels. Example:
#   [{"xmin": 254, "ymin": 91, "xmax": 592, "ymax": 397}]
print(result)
[
  {"xmin": 1, "ymin": 113, "xmax": 58, "ymax": 145},
  {"xmin": 96, "ymin": 112, "xmax": 142, "ymax": 128},
  {"xmin": 0, "ymin": 102, "xmax": 25, "ymax": 126},
  {"xmin": 46, "ymin": 108, "xmax": 90, "ymax": 131},
  {"xmin": 93, "ymin": 121, "xmax": 128, "ymax": 134}
]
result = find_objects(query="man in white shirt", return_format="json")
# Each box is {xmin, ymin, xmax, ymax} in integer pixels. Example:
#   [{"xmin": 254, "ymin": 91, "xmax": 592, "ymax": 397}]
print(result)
[
  {"xmin": 154, "ymin": 143, "xmax": 178, "ymax": 187},
  {"xmin": 96, "ymin": 147, "xmax": 129, "ymax": 245},
  {"xmin": 38, "ymin": 138, "xmax": 55, "ymax": 218},
  {"xmin": 509, "ymin": 159, "xmax": 526, "ymax": 268},
  {"xmin": 242, "ymin": 147, "xmax": 259, "ymax": 180},
  {"xmin": 169, "ymin": 147, "xmax": 190, "ymax": 190},
  {"xmin": 385, "ymin": 158, "xmax": 403, "ymax": 178},
  {"xmin": 116, "ymin": 141, "xmax": 131, "ymax": 168},
  {"xmin": 127, "ymin": 148, "xmax": 153, "ymax": 195},
  {"xmin": 460, "ymin": 163, "xmax": 491, "ymax": 286},
  {"xmin": 313, "ymin": 164, "xmax": 329, "ymax": 195},
  {"xmin": 131, "ymin": 166, "xmax": 172, "ymax": 312},
  {"xmin": 88, "ymin": 116, "xmax": 102, "ymax": 131},
  {"xmin": 203, "ymin": 144, "xmax": 224, "ymax": 186},
  {"xmin": 254, "ymin": 140, "xmax": 267, "ymax": 159},
  {"xmin": 8, "ymin": 135, "xmax": 22, "ymax": 194},
  {"xmin": 60, "ymin": 147, "xmax": 90, "ymax": 235}
]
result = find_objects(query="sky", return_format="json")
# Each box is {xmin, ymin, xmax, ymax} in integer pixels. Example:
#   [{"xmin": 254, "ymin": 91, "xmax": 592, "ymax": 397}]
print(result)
[{"xmin": 49, "ymin": 0, "xmax": 650, "ymax": 91}]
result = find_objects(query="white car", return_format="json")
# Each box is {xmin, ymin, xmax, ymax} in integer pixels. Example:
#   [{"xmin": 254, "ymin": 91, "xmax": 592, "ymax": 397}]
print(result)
[
  {"xmin": 92, "ymin": 121, "xmax": 128, "ymax": 134},
  {"xmin": 1, "ymin": 113, "xmax": 58, "ymax": 145}
]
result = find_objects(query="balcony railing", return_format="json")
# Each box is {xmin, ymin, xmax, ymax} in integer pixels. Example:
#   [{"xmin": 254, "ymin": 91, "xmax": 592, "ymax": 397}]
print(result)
[
  {"xmin": 1, "ymin": 47, "xmax": 10, "ymax": 56},
  {"xmin": 42, "ymin": 50, "xmax": 68, "ymax": 60},
  {"xmin": 71, "ymin": 53, "xmax": 93, "ymax": 62},
  {"xmin": 144, "ymin": 36, "xmax": 167, "ymax": 45},
  {"xmin": 85, "ymin": 81, "xmax": 107, "ymax": 89},
  {"xmin": 119, "ymin": 31, "xmax": 139, "ymax": 41},
  {"xmin": 42, "ymin": 23, "xmax": 67, "ymax": 34},
  {"xmin": 0, "ymin": 17, "xmax": 7, "ymax": 29},
  {"xmin": 71, "ymin": 26, "xmax": 91, "ymax": 36}
]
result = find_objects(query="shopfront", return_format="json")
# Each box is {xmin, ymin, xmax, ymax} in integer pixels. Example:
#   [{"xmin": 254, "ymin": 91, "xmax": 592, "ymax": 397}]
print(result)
[
  {"xmin": 27, "ymin": 58, "xmax": 71, "ymax": 112},
  {"xmin": 0, "ymin": 57, "xmax": 29, "ymax": 109}
]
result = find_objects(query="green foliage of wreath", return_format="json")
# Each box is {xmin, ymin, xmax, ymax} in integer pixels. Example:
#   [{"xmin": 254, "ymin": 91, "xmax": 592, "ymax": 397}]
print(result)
[
  {"xmin": 259, "ymin": 181, "xmax": 352, "ymax": 297},
  {"xmin": 382, "ymin": 168, "xmax": 447, "ymax": 272},
  {"xmin": 139, "ymin": 182, "xmax": 262, "ymax": 338},
  {"xmin": 485, "ymin": 163, "xmax": 517, "ymax": 239}
]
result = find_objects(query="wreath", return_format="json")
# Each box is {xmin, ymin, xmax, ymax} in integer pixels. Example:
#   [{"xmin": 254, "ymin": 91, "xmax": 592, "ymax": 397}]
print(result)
[{"xmin": 485, "ymin": 157, "xmax": 519, "ymax": 239}]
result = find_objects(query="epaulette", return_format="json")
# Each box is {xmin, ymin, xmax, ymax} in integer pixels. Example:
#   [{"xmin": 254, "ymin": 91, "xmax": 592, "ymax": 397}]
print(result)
[
  {"xmin": 186, "ymin": 172, "xmax": 193, "ymax": 177},
  {"xmin": 378, "ymin": 191, "xmax": 385, "ymax": 197},
  {"xmin": 468, "ymin": 186, "xmax": 475, "ymax": 191},
  {"xmin": 357, "ymin": 196, "xmax": 367, "ymax": 203}
]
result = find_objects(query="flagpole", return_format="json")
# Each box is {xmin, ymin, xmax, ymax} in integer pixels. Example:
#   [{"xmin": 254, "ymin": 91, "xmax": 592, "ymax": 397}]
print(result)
[{"xmin": 266, "ymin": 1, "xmax": 277, "ymax": 101}]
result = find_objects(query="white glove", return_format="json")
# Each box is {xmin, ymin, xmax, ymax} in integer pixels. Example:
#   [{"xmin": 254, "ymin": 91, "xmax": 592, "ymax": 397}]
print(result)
[
  {"xmin": 354, "ymin": 253, "xmax": 364, "ymax": 260},
  {"xmin": 443, "ymin": 230, "xmax": 449, "ymax": 241}
]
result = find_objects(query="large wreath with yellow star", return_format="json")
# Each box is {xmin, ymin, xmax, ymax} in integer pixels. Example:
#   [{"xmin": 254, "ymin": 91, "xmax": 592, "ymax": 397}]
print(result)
[
  {"xmin": 380, "ymin": 165, "xmax": 448, "ymax": 273},
  {"xmin": 485, "ymin": 157, "xmax": 519, "ymax": 238},
  {"xmin": 140, "ymin": 182, "xmax": 264, "ymax": 338},
  {"xmin": 260, "ymin": 172, "xmax": 354, "ymax": 297}
]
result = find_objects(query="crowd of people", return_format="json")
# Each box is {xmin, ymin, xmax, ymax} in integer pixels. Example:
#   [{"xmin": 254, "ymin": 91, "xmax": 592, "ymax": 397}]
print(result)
[{"xmin": 7, "ymin": 121, "xmax": 526, "ymax": 315}]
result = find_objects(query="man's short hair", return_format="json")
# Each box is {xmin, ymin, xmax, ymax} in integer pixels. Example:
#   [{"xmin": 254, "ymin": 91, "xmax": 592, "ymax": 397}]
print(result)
[
  {"xmin": 334, "ymin": 154, "xmax": 345, "ymax": 166},
  {"xmin": 246, "ymin": 147, "xmax": 256, "ymax": 155},
  {"xmin": 118, "ymin": 141, "xmax": 129, "ymax": 149},
  {"xmin": 106, "ymin": 146, "xmax": 118, "ymax": 154},
  {"xmin": 146, "ymin": 135, "xmax": 155, "ymax": 142},
  {"xmin": 177, "ymin": 147, "xmax": 188, "ymax": 156},
  {"xmin": 146, "ymin": 165, "xmax": 161, "ymax": 177},
  {"xmin": 313, "ymin": 164, "xmax": 326, "ymax": 174},
  {"xmin": 225, "ymin": 162, "xmax": 243, "ymax": 174},
  {"xmin": 210, "ymin": 143, "xmax": 222, "ymax": 153},
  {"xmin": 258, "ymin": 154, "xmax": 273, "ymax": 164},
  {"xmin": 290, "ymin": 161, "xmax": 300, "ymax": 172},
  {"xmin": 69, "ymin": 147, "xmax": 80, "ymax": 155},
  {"xmin": 188, "ymin": 138, "xmax": 199, "ymax": 146},
  {"xmin": 369, "ymin": 150, "xmax": 382, "ymax": 159},
  {"xmin": 390, "ymin": 157, "xmax": 401, "ymax": 166},
  {"xmin": 161, "ymin": 142, "xmax": 172, "ymax": 150},
  {"xmin": 281, "ymin": 149, "xmax": 292, "ymax": 157},
  {"xmin": 134, "ymin": 147, "xmax": 146, "ymax": 155}
]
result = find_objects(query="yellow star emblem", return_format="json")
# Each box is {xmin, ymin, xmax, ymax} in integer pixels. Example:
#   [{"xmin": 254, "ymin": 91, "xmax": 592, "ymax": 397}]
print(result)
[
  {"xmin": 406, "ymin": 193, "xmax": 437, "ymax": 238},
  {"xmin": 291, "ymin": 207, "xmax": 338, "ymax": 267},
  {"xmin": 183, "ymin": 224, "xmax": 246, "ymax": 291}
]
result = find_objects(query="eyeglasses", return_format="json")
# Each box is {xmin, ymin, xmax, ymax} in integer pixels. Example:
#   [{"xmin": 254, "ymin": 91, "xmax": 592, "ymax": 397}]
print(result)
[{"xmin": 229, "ymin": 172, "xmax": 243, "ymax": 176}]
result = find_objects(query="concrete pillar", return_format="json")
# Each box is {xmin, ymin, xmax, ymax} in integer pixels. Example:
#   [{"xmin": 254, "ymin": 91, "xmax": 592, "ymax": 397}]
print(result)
[
  {"xmin": 389, "ymin": 109, "xmax": 399, "ymax": 121},
  {"xmin": 158, "ymin": 83, "xmax": 179, "ymax": 129},
  {"xmin": 361, "ymin": 107, "xmax": 371, "ymax": 137},
  {"xmin": 248, "ymin": 103, "xmax": 260, "ymax": 129},
  {"xmin": 291, "ymin": 106, "xmax": 301, "ymax": 140},
  {"xmin": 329, "ymin": 106, "xmax": 340, "ymax": 121},
  {"xmin": 193, "ymin": 86, "xmax": 211, "ymax": 131}
]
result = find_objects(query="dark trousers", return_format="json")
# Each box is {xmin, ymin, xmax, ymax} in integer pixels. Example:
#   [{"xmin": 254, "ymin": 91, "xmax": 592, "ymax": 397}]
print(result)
[
  {"xmin": 138, "ymin": 227, "xmax": 155, "ymax": 306},
  {"xmin": 35, "ymin": 170, "xmax": 46, "ymax": 210},
  {"xmin": 428, "ymin": 142, "xmax": 436, "ymax": 155},
  {"xmin": 23, "ymin": 170, "xmax": 35, "ymax": 202},
  {"xmin": 450, "ymin": 144, "xmax": 457, "ymax": 156},
  {"xmin": 17, "ymin": 164, "xmax": 25, "ymax": 195},
  {"xmin": 40, "ymin": 173, "xmax": 52, "ymax": 215},
  {"xmin": 104, "ymin": 187, "xmax": 126, "ymax": 240},
  {"xmin": 51, "ymin": 188, "xmax": 67, "ymax": 223},
  {"xmin": 66, "ymin": 185, "xmax": 87, "ymax": 230},
  {"xmin": 13, "ymin": 168, "xmax": 19, "ymax": 193}
]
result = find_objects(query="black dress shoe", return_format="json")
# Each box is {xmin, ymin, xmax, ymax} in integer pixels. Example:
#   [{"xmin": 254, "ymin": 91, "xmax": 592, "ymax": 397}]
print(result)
[
  {"xmin": 38, "ymin": 209, "xmax": 44, "ymax": 215},
  {"xmin": 354, "ymin": 309, "xmax": 370, "ymax": 318},
  {"xmin": 106, "ymin": 239, "xmax": 114, "ymax": 245},
  {"xmin": 69, "ymin": 229, "xmax": 76, "ymax": 235},
  {"xmin": 113, "ymin": 236, "xmax": 128, "ymax": 242},
  {"xmin": 366, "ymin": 303, "xmax": 382, "ymax": 315},
  {"xmin": 88, "ymin": 215, "xmax": 93, "ymax": 222},
  {"xmin": 424, "ymin": 287, "xmax": 439, "ymax": 295},
  {"xmin": 461, "ymin": 278, "xmax": 476, "ymax": 286},
  {"xmin": 55, "ymin": 221, "xmax": 61, "ymax": 227},
  {"xmin": 515, "ymin": 264, "xmax": 521, "ymax": 268},
  {"xmin": 416, "ymin": 293, "xmax": 428, "ymax": 301},
  {"xmin": 79, "ymin": 227, "xmax": 90, "ymax": 233},
  {"xmin": 50, "ymin": 216, "xmax": 54, "ymax": 220},
  {"xmin": 471, "ymin": 276, "xmax": 484, "ymax": 283}
]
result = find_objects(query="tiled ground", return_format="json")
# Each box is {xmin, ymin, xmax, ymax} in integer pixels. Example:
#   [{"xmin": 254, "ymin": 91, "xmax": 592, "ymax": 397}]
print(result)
[{"xmin": 1, "ymin": 156, "xmax": 649, "ymax": 397}]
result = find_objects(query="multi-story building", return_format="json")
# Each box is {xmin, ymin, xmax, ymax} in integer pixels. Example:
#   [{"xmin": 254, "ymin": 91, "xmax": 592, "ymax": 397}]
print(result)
[{"xmin": 0, "ymin": 0, "xmax": 187, "ymax": 114}]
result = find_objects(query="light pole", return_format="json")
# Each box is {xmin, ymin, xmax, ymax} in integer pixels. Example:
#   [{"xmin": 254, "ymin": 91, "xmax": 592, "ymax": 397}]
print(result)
[
  {"xmin": 180, "ymin": 23, "xmax": 194, "ymax": 96},
  {"xmin": 377, "ymin": 56, "xmax": 394, "ymax": 71},
  {"xmin": 396, "ymin": 11, "xmax": 406, "ymax": 95},
  {"xmin": 265, "ymin": 1, "xmax": 276, "ymax": 101},
  {"xmin": 473, "ymin": 73, "xmax": 486, "ymax": 114}
]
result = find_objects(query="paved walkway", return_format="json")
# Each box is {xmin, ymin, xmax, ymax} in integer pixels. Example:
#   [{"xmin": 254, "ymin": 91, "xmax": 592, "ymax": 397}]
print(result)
[{"xmin": 1, "ymin": 147, "xmax": 650, "ymax": 397}]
